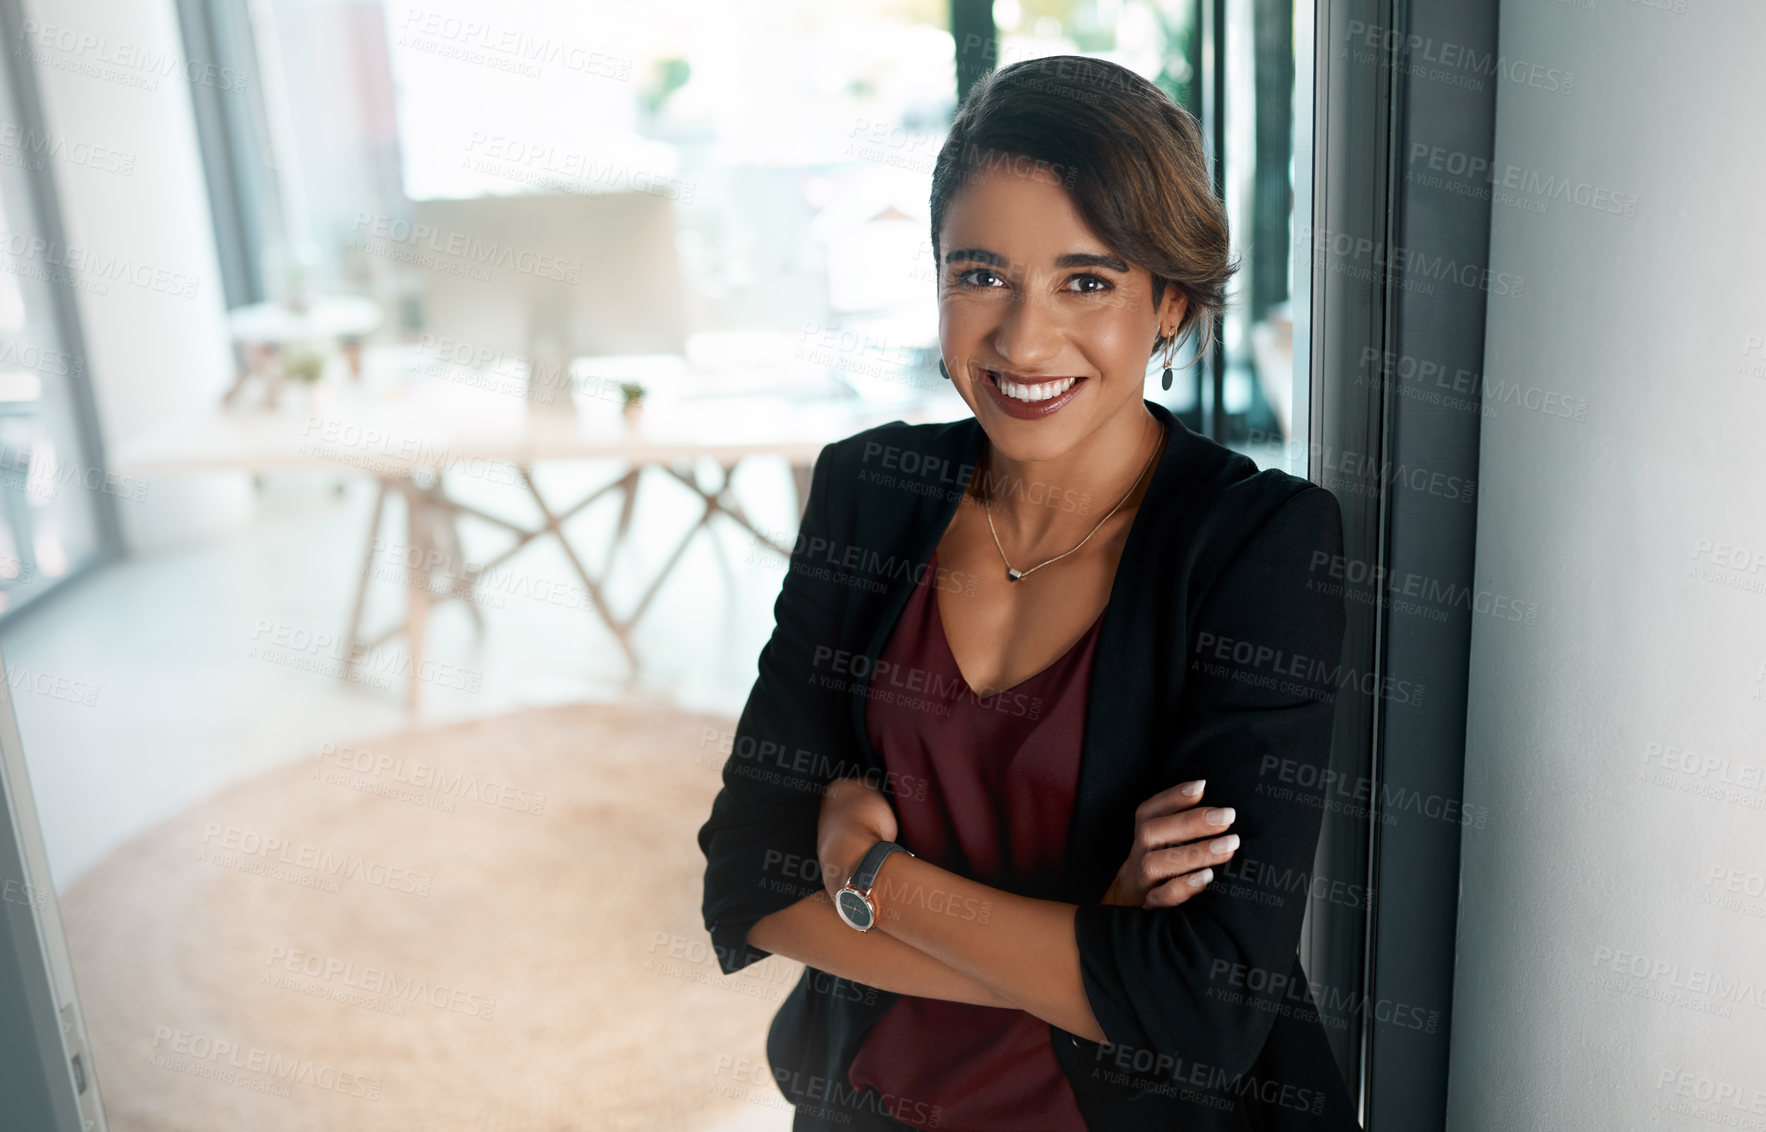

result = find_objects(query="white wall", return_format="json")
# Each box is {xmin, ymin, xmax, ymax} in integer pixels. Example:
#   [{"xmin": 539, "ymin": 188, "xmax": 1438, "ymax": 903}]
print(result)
[
  {"xmin": 1448, "ymin": 1, "xmax": 1766, "ymax": 1127},
  {"xmin": 23, "ymin": 0, "xmax": 251, "ymax": 550}
]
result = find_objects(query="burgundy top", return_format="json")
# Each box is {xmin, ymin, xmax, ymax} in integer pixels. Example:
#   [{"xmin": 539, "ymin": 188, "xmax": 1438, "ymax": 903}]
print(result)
[{"xmin": 847, "ymin": 549, "xmax": 1100, "ymax": 1131}]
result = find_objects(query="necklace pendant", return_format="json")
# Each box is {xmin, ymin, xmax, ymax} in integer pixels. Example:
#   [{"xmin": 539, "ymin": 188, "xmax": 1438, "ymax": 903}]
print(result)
[{"xmin": 1006, "ymin": 567, "xmax": 1023, "ymax": 582}]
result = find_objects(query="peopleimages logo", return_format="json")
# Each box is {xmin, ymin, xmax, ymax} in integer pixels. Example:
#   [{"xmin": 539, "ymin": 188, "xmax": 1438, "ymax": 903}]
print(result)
[
  {"xmin": 1357, "ymin": 347, "xmax": 1590, "ymax": 423},
  {"xmin": 1205, "ymin": 959, "xmax": 1442, "ymax": 1035},
  {"xmin": 1592, "ymin": 945, "xmax": 1766, "ymax": 1011},
  {"xmin": 1308, "ymin": 550, "xmax": 1542, "ymax": 625},
  {"xmin": 0, "ymin": 227, "xmax": 199, "ymax": 299},
  {"xmin": 1295, "ymin": 223, "xmax": 1525, "ymax": 299},
  {"xmin": 350, "ymin": 212, "xmax": 583, "ymax": 284},
  {"xmin": 1089, "ymin": 1041, "xmax": 1329, "ymax": 1116},
  {"xmin": 149, "ymin": 1026, "xmax": 381, "ymax": 1101},
  {"xmin": 1342, "ymin": 21, "xmax": 1575, "ymax": 95},
  {"xmin": 1192, "ymin": 631, "xmax": 1429, "ymax": 708},
  {"xmin": 17, "ymin": 18, "xmax": 251, "ymax": 94},
  {"xmin": 1257, "ymin": 754, "xmax": 1488, "ymax": 829},
  {"xmin": 198, "ymin": 822, "xmax": 434, "ymax": 897},
  {"xmin": 1406, "ymin": 144, "xmax": 1640, "ymax": 219},
  {"xmin": 263, "ymin": 945, "xmax": 496, "ymax": 1020}
]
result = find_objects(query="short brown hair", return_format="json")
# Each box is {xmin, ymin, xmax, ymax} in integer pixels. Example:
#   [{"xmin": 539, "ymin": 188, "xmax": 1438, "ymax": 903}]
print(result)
[{"xmin": 929, "ymin": 55, "xmax": 1235, "ymax": 359}]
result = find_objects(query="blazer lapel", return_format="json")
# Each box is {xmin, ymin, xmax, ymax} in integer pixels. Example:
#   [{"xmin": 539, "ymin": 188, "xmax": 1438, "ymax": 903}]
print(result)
[{"xmin": 846, "ymin": 416, "xmax": 986, "ymax": 788}]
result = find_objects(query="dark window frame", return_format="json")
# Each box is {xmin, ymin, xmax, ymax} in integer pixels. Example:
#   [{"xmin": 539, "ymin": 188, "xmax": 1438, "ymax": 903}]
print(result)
[{"xmin": 1307, "ymin": 0, "xmax": 1496, "ymax": 1126}]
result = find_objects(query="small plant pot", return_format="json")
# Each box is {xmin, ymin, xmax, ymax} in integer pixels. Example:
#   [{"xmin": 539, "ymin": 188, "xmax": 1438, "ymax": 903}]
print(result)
[{"xmin": 619, "ymin": 382, "xmax": 647, "ymax": 425}]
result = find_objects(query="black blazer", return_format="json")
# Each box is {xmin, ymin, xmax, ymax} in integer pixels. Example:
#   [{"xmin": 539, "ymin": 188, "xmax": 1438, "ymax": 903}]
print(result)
[{"xmin": 697, "ymin": 400, "xmax": 1361, "ymax": 1131}]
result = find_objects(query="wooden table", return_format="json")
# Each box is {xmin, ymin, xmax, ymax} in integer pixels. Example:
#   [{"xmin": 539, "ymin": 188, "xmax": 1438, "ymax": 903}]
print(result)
[{"xmin": 112, "ymin": 375, "xmax": 954, "ymax": 708}]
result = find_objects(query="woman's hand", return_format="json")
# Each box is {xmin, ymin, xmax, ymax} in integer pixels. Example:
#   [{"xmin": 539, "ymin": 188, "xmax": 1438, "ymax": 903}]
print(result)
[
  {"xmin": 816, "ymin": 775, "xmax": 899, "ymax": 902},
  {"xmin": 1101, "ymin": 779, "xmax": 1239, "ymax": 908}
]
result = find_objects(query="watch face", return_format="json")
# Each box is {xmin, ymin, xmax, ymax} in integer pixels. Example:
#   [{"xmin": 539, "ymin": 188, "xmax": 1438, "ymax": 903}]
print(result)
[{"xmin": 836, "ymin": 887, "xmax": 875, "ymax": 931}]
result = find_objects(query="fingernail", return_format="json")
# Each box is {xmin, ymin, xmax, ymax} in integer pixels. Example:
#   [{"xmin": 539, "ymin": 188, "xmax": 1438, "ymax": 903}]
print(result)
[
  {"xmin": 1180, "ymin": 779, "xmax": 1205, "ymax": 796},
  {"xmin": 1188, "ymin": 868, "xmax": 1214, "ymax": 889},
  {"xmin": 1204, "ymin": 807, "xmax": 1234, "ymax": 826},
  {"xmin": 1211, "ymin": 834, "xmax": 1240, "ymax": 853}
]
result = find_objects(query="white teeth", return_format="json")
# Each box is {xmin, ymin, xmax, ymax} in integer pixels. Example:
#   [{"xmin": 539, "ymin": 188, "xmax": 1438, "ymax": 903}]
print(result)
[{"xmin": 991, "ymin": 371, "xmax": 1078, "ymax": 403}]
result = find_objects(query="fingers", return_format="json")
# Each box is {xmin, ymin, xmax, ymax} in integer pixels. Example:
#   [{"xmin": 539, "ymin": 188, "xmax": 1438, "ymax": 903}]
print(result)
[
  {"xmin": 1134, "ymin": 803, "xmax": 1236, "ymax": 853},
  {"xmin": 1143, "ymin": 868, "xmax": 1215, "ymax": 908},
  {"xmin": 1128, "ymin": 832, "xmax": 1240, "ymax": 909},
  {"xmin": 1117, "ymin": 780, "xmax": 1239, "ymax": 910},
  {"xmin": 1139, "ymin": 833, "xmax": 1239, "ymax": 885},
  {"xmin": 1133, "ymin": 778, "xmax": 1208, "ymax": 823}
]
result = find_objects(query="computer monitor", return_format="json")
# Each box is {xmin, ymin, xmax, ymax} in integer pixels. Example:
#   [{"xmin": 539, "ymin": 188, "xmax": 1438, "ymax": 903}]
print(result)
[{"xmin": 407, "ymin": 191, "xmax": 688, "ymax": 399}]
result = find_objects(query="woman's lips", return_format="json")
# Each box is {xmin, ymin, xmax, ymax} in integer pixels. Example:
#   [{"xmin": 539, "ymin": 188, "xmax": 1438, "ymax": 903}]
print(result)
[{"xmin": 975, "ymin": 366, "xmax": 1087, "ymax": 419}]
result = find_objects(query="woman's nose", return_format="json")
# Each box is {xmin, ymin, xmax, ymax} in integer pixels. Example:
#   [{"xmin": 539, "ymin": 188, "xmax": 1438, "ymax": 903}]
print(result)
[{"xmin": 989, "ymin": 293, "xmax": 1065, "ymax": 369}]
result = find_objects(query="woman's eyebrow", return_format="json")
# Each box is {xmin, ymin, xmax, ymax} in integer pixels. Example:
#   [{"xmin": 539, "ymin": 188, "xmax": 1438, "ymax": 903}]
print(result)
[
  {"xmin": 1055, "ymin": 251, "xmax": 1130, "ymax": 272},
  {"xmin": 942, "ymin": 247, "xmax": 1131, "ymax": 273}
]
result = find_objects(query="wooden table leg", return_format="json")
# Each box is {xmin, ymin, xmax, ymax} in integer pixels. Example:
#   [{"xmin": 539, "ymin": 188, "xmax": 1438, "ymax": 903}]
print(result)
[
  {"xmin": 341, "ymin": 478, "xmax": 390, "ymax": 686},
  {"xmin": 399, "ymin": 480, "xmax": 438, "ymax": 711}
]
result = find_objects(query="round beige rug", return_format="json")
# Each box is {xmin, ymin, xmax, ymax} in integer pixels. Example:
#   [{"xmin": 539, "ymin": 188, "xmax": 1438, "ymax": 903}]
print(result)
[{"xmin": 59, "ymin": 700, "xmax": 803, "ymax": 1131}]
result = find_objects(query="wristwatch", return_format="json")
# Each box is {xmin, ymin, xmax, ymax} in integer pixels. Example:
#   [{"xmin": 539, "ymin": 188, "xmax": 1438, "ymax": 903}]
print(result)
[{"xmin": 834, "ymin": 840, "xmax": 915, "ymax": 932}]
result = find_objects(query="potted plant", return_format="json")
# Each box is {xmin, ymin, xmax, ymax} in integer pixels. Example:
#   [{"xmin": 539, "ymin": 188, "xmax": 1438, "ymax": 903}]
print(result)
[
  {"xmin": 281, "ymin": 348, "xmax": 328, "ymax": 414},
  {"xmin": 619, "ymin": 381, "xmax": 647, "ymax": 423}
]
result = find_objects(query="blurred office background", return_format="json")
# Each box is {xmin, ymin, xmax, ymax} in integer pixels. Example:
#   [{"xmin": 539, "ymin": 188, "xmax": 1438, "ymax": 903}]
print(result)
[{"xmin": 0, "ymin": 0, "xmax": 1311, "ymax": 1128}]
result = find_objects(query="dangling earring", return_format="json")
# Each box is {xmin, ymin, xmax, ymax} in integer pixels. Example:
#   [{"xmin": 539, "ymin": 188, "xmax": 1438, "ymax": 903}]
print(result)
[
  {"xmin": 1159, "ymin": 321, "xmax": 1215, "ymax": 391},
  {"xmin": 939, "ymin": 358, "xmax": 951, "ymax": 381}
]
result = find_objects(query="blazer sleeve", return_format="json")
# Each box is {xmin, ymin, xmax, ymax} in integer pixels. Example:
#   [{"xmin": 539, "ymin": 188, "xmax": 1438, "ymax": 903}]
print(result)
[
  {"xmin": 697, "ymin": 437, "xmax": 858, "ymax": 976},
  {"xmin": 1070, "ymin": 483, "xmax": 1348, "ymax": 1078}
]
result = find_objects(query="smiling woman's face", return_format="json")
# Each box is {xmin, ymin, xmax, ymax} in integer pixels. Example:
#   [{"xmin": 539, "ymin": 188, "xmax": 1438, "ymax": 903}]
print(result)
[{"xmin": 936, "ymin": 160, "xmax": 1184, "ymax": 465}]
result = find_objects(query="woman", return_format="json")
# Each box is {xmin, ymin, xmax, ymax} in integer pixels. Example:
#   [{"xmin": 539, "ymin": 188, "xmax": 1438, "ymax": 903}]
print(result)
[{"xmin": 698, "ymin": 55, "xmax": 1358, "ymax": 1131}]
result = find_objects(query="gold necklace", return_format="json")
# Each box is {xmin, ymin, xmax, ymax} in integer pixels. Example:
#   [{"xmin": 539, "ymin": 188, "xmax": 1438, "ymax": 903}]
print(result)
[{"xmin": 981, "ymin": 423, "xmax": 1163, "ymax": 583}]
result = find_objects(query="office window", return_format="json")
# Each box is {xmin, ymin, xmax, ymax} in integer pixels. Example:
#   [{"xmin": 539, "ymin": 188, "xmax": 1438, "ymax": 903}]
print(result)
[{"xmin": 0, "ymin": 41, "xmax": 116, "ymax": 618}]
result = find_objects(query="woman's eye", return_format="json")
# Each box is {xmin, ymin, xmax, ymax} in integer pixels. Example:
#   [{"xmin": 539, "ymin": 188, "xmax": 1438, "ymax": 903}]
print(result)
[{"xmin": 951, "ymin": 268, "xmax": 1113, "ymax": 293}]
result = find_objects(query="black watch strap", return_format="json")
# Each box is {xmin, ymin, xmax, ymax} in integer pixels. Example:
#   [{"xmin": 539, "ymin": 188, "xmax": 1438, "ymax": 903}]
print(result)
[{"xmin": 850, "ymin": 840, "xmax": 914, "ymax": 893}]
